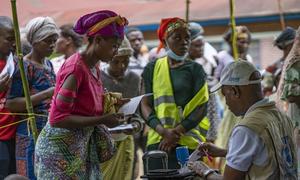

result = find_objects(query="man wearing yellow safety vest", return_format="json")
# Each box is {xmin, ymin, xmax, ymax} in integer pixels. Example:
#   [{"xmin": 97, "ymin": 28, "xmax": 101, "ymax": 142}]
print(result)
[{"xmin": 141, "ymin": 17, "xmax": 210, "ymax": 170}]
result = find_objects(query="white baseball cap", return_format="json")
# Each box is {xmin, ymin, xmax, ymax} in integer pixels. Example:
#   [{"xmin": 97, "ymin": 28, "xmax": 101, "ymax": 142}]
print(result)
[{"xmin": 210, "ymin": 60, "xmax": 261, "ymax": 93}]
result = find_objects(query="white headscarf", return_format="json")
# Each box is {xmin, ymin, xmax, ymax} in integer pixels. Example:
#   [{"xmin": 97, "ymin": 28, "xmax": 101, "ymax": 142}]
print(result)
[{"xmin": 26, "ymin": 16, "xmax": 59, "ymax": 45}]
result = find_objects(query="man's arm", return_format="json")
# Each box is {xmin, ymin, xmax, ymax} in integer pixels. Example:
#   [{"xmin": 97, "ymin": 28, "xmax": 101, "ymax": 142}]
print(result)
[
  {"xmin": 222, "ymin": 165, "xmax": 246, "ymax": 180},
  {"xmin": 198, "ymin": 142, "xmax": 227, "ymax": 158},
  {"xmin": 190, "ymin": 161, "xmax": 245, "ymax": 180}
]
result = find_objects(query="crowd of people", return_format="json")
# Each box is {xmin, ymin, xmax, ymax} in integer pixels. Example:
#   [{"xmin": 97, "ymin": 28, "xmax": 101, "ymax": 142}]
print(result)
[{"xmin": 0, "ymin": 8, "xmax": 299, "ymax": 180}]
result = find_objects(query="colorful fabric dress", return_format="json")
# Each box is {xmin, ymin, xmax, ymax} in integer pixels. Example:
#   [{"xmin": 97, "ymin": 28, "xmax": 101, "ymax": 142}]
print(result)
[
  {"xmin": 8, "ymin": 59, "xmax": 56, "ymax": 180},
  {"xmin": 35, "ymin": 53, "xmax": 113, "ymax": 180}
]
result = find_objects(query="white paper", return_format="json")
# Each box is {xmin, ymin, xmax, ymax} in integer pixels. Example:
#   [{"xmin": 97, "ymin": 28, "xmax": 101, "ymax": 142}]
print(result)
[
  {"xmin": 188, "ymin": 149, "xmax": 202, "ymax": 162},
  {"xmin": 0, "ymin": 52, "xmax": 15, "ymax": 77},
  {"xmin": 118, "ymin": 93, "xmax": 152, "ymax": 115},
  {"xmin": 108, "ymin": 124, "xmax": 134, "ymax": 132}
]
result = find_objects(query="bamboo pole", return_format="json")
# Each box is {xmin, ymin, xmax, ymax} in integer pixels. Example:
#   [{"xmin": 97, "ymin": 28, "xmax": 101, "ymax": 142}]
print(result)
[
  {"xmin": 229, "ymin": 0, "xmax": 238, "ymax": 60},
  {"xmin": 185, "ymin": 0, "xmax": 190, "ymax": 23},
  {"xmin": 11, "ymin": 0, "xmax": 38, "ymax": 143},
  {"xmin": 277, "ymin": 0, "xmax": 286, "ymax": 30}
]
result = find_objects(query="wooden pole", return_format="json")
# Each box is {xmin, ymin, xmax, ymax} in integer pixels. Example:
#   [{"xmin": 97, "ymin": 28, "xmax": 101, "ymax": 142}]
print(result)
[
  {"xmin": 11, "ymin": 0, "xmax": 38, "ymax": 143},
  {"xmin": 277, "ymin": 0, "xmax": 286, "ymax": 30},
  {"xmin": 229, "ymin": 0, "xmax": 238, "ymax": 60},
  {"xmin": 186, "ymin": 0, "xmax": 190, "ymax": 22}
]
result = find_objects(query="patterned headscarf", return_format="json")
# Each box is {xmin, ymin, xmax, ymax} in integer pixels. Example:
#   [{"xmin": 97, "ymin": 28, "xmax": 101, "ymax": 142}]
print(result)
[
  {"xmin": 26, "ymin": 17, "xmax": 59, "ymax": 45},
  {"xmin": 156, "ymin": 17, "xmax": 188, "ymax": 53},
  {"xmin": 74, "ymin": 10, "xmax": 128, "ymax": 38}
]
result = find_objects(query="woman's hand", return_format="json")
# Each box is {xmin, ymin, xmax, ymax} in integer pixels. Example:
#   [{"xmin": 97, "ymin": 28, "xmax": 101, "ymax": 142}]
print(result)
[
  {"xmin": 100, "ymin": 113, "xmax": 125, "ymax": 128},
  {"xmin": 159, "ymin": 128, "xmax": 181, "ymax": 152},
  {"xmin": 115, "ymin": 98, "xmax": 130, "ymax": 109}
]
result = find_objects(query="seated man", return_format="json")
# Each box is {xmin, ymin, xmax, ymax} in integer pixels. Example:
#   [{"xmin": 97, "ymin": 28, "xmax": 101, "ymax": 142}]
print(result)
[{"xmin": 190, "ymin": 60, "xmax": 297, "ymax": 180}]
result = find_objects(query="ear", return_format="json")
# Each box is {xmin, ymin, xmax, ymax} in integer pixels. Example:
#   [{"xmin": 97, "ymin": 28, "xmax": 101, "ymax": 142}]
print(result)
[{"xmin": 231, "ymin": 86, "xmax": 240, "ymax": 98}]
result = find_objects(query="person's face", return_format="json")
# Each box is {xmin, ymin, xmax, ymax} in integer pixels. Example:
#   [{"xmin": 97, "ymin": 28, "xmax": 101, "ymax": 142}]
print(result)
[
  {"xmin": 33, "ymin": 34, "xmax": 58, "ymax": 57},
  {"xmin": 189, "ymin": 38, "xmax": 204, "ymax": 59},
  {"xmin": 94, "ymin": 36, "xmax": 122, "ymax": 63},
  {"xmin": 109, "ymin": 55, "xmax": 130, "ymax": 77},
  {"xmin": 0, "ymin": 27, "xmax": 15, "ymax": 58},
  {"xmin": 127, "ymin": 31, "xmax": 144, "ymax": 54},
  {"xmin": 221, "ymin": 85, "xmax": 244, "ymax": 116},
  {"xmin": 166, "ymin": 27, "xmax": 191, "ymax": 56},
  {"xmin": 237, "ymin": 36, "xmax": 250, "ymax": 54},
  {"xmin": 54, "ymin": 34, "xmax": 69, "ymax": 54}
]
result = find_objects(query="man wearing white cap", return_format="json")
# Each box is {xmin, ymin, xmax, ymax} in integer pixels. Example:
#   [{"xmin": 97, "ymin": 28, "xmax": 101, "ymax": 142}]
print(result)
[{"xmin": 190, "ymin": 60, "xmax": 297, "ymax": 180}]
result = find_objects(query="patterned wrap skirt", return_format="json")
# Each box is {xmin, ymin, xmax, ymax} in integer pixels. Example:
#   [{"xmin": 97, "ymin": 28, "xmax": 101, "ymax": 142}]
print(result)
[{"xmin": 35, "ymin": 122, "xmax": 115, "ymax": 180}]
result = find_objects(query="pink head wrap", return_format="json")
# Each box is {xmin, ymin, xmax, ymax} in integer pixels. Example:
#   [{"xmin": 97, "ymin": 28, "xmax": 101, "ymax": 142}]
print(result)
[{"xmin": 74, "ymin": 10, "xmax": 128, "ymax": 38}]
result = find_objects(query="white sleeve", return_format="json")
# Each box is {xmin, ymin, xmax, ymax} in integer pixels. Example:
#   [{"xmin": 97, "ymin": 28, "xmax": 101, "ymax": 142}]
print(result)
[
  {"xmin": 204, "ymin": 42, "xmax": 218, "ymax": 67},
  {"xmin": 226, "ymin": 126, "xmax": 267, "ymax": 172}
]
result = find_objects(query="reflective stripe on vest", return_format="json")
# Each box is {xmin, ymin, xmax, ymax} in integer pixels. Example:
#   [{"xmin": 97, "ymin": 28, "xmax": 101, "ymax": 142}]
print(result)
[
  {"xmin": 147, "ymin": 56, "xmax": 210, "ymax": 150},
  {"xmin": 154, "ymin": 95, "xmax": 175, "ymax": 106}
]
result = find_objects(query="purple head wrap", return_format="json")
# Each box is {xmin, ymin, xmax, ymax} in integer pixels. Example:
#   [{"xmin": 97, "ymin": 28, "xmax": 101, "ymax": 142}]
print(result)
[{"xmin": 74, "ymin": 10, "xmax": 127, "ymax": 39}]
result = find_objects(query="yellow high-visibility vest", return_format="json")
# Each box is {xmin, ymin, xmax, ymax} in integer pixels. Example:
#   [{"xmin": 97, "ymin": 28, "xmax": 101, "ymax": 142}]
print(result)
[{"xmin": 147, "ymin": 57, "xmax": 210, "ymax": 150}]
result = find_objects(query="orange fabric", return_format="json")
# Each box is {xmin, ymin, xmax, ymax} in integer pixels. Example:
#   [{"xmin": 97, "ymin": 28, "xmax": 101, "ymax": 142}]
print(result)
[{"xmin": 88, "ymin": 15, "xmax": 128, "ymax": 36}]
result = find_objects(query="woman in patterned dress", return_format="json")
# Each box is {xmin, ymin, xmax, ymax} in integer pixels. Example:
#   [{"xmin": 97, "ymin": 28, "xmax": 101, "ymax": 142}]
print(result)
[
  {"xmin": 34, "ymin": 10, "xmax": 128, "ymax": 179},
  {"xmin": 6, "ymin": 17, "xmax": 58, "ymax": 180}
]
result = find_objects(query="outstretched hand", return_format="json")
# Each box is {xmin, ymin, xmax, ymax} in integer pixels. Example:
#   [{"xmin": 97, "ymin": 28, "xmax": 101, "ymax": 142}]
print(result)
[
  {"xmin": 159, "ymin": 128, "xmax": 181, "ymax": 152},
  {"xmin": 101, "ymin": 113, "xmax": 126, "ymax": 128},
  {"xmin": 115, "ymin": 98, "xmax": 130, "ymax": 108},
  {"xmin": 198, "ymin": 142, "xmax": 227, "ymax": 158}
]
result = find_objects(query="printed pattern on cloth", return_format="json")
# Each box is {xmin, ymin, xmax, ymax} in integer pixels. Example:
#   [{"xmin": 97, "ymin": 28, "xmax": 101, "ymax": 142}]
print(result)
[{"xmin": 9, "ymin": 59, "xmax": 56, "ymax": 179}]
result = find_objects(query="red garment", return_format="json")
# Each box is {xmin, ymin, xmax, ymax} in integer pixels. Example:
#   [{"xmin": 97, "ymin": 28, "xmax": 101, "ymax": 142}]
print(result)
[
  {"xmin": 49, "ymin": 53, "xmax": 104, "ymax": 125},
  {"xmin": 157, "ymin": 17, "xmax": 182, "ymax": 42},
  {"xmin": 0, "ymin": 59, "xmax": 16, "ymax": 140}
]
